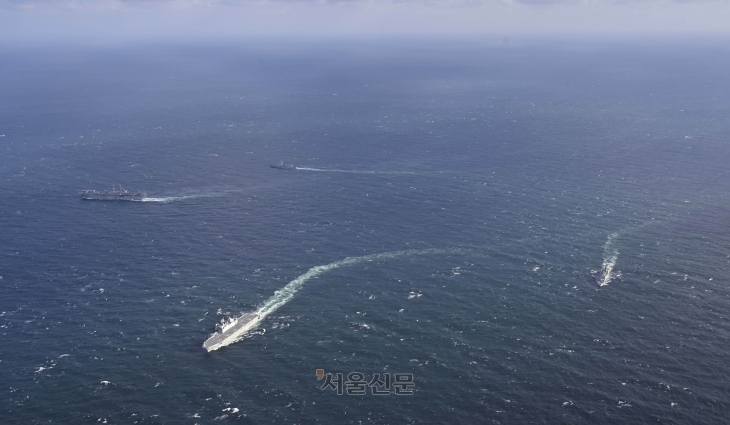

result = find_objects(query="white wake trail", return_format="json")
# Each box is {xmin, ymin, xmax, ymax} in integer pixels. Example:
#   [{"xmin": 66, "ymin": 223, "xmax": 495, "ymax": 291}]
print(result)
[
  {"xmin": 142, "ymin": 193, "xmax": 225, "ymax": 203},
  {"xmin": 594, "ymin": 220, "xmax": 666, "ymax": 288},
  {"xmin": 597, "ymin": 232, "xmax": 620, "ymax": 287},
  {"xmin": 140, "ymin": 189, "xmax": 247, "ymax": 203},
  {"xmin": 216, "ymin": 248, "xmax": 453, "ymax": 349},
  {"xmin": 141, "ymin": 196, "xmax": 200, "ymax": 203},
  {"xmin": 294, "ymin": 167, "xmax": 414, "ymax": 175}
]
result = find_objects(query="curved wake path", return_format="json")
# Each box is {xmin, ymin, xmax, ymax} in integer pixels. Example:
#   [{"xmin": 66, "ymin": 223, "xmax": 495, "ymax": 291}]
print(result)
[
  {"xmin": 218, "ymin": 248, "xmax": 455, "ymax": 350},
  {"xmin": 595, "ymin": 220, "xmax": 664, "ymax": 288}
]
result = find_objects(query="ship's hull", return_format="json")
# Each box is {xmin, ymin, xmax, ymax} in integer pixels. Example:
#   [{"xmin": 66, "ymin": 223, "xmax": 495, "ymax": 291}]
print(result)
[
  {"xmin": 594, "ymin": 269, "xmax": 611, "ymax": 287},
  {"xmin": 203, "ymin": 313, "xmax": 261, "ymax": 352},
  {"xmin": 270, "ymin": 163, "xmax": 296, "ymax": 170},
  {"xmin": 81, "ymin": 195, "xmax": 146, "ymax": 201}
]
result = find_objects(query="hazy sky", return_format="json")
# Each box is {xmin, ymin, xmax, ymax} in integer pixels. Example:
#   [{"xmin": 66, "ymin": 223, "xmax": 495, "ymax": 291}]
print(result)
[{"xmin": 1, "ymin": 0, "xmax": 729, "ymax": 42}]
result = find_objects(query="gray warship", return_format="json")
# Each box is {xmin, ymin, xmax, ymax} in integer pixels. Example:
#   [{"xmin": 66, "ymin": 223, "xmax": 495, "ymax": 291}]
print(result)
[
  {"xmin": 79, "ymin": 185, "xmax": 147, "ymax": 201},
  {"xmin": 270, "ymin": 161, "xmax": 297, "ymax": 170},
  {"xmin": 203, "ymin": 312, "xmax": 261, "ymax": 352}
]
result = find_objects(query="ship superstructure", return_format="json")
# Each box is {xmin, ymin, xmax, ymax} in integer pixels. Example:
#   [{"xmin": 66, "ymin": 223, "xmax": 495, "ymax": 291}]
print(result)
[
  {"xmin": 270, "ymin": 161, "xmax": 297, "ymax": 170},
  {"xmin": 203, "ymin": 312, "xmax": 261, "ymax": 352},
  {"xmin": 79, "ymin": 185, "xmax": 147, "ymax": 201}
]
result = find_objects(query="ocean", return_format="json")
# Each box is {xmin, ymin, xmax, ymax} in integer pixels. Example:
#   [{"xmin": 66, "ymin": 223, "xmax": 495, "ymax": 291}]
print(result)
[{"xmin": 1, "ymin": 38, "xmax": 729, "ymax": 424}]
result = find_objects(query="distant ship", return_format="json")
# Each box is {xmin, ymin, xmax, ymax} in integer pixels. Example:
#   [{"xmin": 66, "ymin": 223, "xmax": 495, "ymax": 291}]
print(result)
[
  {"xmin": 203, "ymin": 312, "xmax": 261, "ymax": 352},
  {"xmin": 595, "ymin": 265, "xmax": 610, "ymax": 287},
  {"xmin": 270, "ymin": 161, "xmax": 297, "ymax": 170},
  {"xmin": 79, "ymin": 185, "xmax": 147, "ymax": 201}
]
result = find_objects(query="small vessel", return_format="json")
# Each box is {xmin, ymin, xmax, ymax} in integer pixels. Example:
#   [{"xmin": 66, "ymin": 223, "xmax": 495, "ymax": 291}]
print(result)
[
  {"xmin": 595, "ymin": 265, "xmax": 610, "ymax": 287},
  {"xmin": 203, "ymin": 312, "xmax": 261, "ymax": 352},
  {"xmin": 270, "ymin": 161, "xmax": 297, "ymax": 170},
  {"xmin": 79, "ymin": 185, "xmax": 147, "ymax": 201}
]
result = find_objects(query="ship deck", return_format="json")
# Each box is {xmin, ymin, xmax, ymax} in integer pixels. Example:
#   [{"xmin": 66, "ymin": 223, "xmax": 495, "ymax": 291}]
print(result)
[{"xmin": 203, "ymin": 312, "xmax": 260, "ymax": 351}]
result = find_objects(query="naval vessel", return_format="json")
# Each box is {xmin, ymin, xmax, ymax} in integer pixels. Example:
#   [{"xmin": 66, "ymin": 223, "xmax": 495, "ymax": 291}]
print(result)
[
  {"xmin": 270, "ymin": 161, "xmax": 297, "ymax": 170},
  {"xmin": 595, "ymin": 265, "xmax": 610, "ymax": 287},
  {"xmin": 203, "ymin": 312, "xmax": 261, "ymax": 352},
  {"xmin": 80, "ymin": 185, "xmax": 147, "ymax": 201}
]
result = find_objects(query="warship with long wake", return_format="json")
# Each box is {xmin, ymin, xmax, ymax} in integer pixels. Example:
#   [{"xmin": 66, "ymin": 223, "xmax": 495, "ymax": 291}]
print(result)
[
  {"xmin": 203, "ymin": 312, "xmax": 262, "ymax": 352},
  {"xmin": 79, "ymin": 185, "xmax": 147, "ymax": 201},
  {"xmin": 270, "ymin": 161, "xmax": 297, "ymax": 170}
]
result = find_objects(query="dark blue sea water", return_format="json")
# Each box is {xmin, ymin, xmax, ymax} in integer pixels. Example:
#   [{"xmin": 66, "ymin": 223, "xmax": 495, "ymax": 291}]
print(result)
[{"xmin": 2, "ymin": 39, "xmax": 730, "ymax": 424}]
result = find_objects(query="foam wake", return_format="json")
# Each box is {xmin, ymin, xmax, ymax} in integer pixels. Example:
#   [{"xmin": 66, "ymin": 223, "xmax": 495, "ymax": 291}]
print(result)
[
  {"xmin": 294, "ymin": 167, "xmax": 414, "ymax": 175},
  {"xmin": 596, "ymin": 232, "xmax": 620, "ymax": 287},
  {"xmin": 141, "ymin": 189, "xmax": 246, "ymax": 203},
  {"xmin": 82, "ymin": 192, "xmax": 224, "ymax": 203},
  {"xmin": 215, "ymin": 248, "xmax": 452, "ymax": 350},
  {"xmin": 141, "ymin": 195, "xmax": 212, "ymax": 203}
]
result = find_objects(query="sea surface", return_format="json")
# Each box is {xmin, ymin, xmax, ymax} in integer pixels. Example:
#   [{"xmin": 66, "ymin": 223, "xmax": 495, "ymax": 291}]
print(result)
[{"xmin": 1, "ymin": 39, "xmax": 730, "ymax": 424}]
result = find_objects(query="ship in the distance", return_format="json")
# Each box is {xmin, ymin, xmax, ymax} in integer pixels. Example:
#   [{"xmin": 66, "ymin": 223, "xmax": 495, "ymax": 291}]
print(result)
[
  {"xmin": 79, "ymin": 185, "xmax": 147, "ymax": 201},
  {"xmin": 203, "ymin": 312, "xmax": 261, "ymax": 352},
  {"xmin": 270, "ymin": 161, "xmax": 297, "ymax": 170},
  {"xmin": 595, "ymin": 265, "xmax": 611, "ymax": 287}
]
